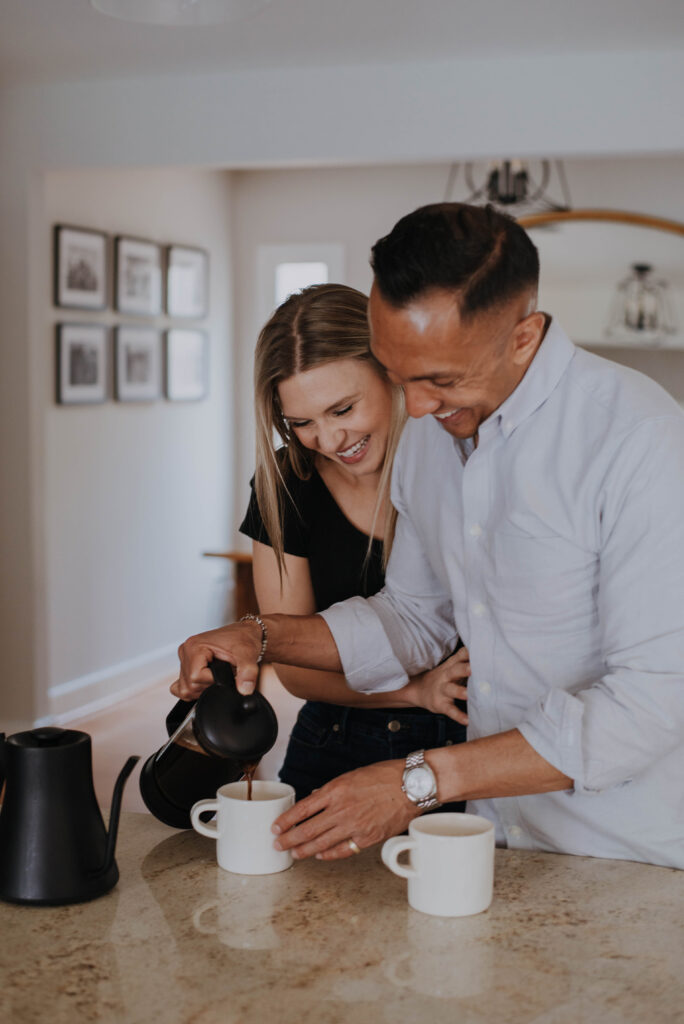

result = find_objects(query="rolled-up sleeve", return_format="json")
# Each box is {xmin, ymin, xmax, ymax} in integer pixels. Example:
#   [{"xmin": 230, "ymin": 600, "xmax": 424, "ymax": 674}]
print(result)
[
  {"xmin": 519, "ymin": 416, "xmax": 684, "ymax": 792},
  {"xmin": 320, "ymin": 439, "xmax": 458, "ymax": 693}
]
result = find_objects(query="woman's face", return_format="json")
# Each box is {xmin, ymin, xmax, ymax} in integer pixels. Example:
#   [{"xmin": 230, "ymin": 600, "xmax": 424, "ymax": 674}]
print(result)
[{"xmin": 277, "ymin": 358, "xmax": 393, "ymax": 477}]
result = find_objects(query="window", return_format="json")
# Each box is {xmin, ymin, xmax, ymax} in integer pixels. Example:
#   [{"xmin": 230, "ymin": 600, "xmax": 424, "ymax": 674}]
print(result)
[
  {"xmin": 275, "ymin": 261, "xmax": 329, "ymax": 306},
  {"xmin": 257, "ymin": 243, "xmax": 345, "ymax": 327}
]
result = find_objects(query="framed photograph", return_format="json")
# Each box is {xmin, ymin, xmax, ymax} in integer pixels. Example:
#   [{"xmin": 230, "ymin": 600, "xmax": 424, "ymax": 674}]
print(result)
[
  {"xmin": 54, "ymin": 225, "xmax": 107, "ymax": 310},
  {"xmin": 115, "ymin": 327, "xmax": 162, "ymax": 401},
  {"xmin": 166, "ymin": 245, "xmax": 209, "ymax": 319},
  {"xmin": 165, "ymin": 329, "xmax": 208, "ymax": 401},
  {"xmin": 114, "ymin": 236, "xmax": 162, "ymax": 316},
  {"xmin": 56, "ymin": 324, "xmax": 108, "ymax": 404}
]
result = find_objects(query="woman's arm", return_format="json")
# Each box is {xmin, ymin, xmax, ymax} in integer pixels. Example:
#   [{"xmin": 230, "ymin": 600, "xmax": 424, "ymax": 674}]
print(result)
[{"xmin": 252, "ymin": 540, "xmax": 468, "ymax": 720}]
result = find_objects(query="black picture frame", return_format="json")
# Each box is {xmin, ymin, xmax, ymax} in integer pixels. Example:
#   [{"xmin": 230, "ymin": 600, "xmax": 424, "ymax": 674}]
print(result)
[
  {"xmin": 56, "ymin": 323, "xmax": 108, "ymax": 404},
  {"xmin": 115, "ymin": 326, "xmax": 162, "ymax": 402},
  {"xmin": 54, "ymin": 225, "xmax": 108, "ymax": 310},
  {"xmin": 114, "ymin": 236, "xmax": 163, "ymax": 316},
  {"xmin": 165, "ymin": 329, "xmax": 209, "ymax": 401},
  {"xmin": 166, "ymin": 245, "xmax": 209, "ymax": 319}
]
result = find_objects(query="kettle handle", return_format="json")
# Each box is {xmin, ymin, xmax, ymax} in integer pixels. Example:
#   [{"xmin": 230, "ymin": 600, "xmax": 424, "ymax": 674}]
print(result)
[{"xmin": 0, "ymin": 733, "xmax": 5, "ymax": 793}]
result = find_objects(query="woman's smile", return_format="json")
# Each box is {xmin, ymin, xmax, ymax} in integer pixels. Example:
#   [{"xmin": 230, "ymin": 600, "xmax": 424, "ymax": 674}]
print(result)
[{"xmin": 336, "ymin": 434, "xmax": 370, "ymax": 464}]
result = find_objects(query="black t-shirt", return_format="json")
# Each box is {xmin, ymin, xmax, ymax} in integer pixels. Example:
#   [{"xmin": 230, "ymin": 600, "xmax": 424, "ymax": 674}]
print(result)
[{"xmin": 239, "ymin": 468, "xmax": 385, "ymax": 611}]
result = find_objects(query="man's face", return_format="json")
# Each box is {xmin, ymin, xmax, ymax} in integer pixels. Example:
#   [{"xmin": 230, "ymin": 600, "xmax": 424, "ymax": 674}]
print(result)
[{"xmin": 368, "ymin": 284, "xmax": 544, "ymax": 440}]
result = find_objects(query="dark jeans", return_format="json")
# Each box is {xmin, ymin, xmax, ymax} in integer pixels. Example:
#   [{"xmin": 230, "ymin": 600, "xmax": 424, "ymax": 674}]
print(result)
[{"xmin": 279, "ymin": 701, "xmax": 466, "ymax": 812}]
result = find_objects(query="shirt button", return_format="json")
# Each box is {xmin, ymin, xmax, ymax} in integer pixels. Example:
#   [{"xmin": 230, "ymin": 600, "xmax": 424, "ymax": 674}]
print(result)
[
  {"xmin": 480, "ymin": 680, "xmax": 492, "ymax": 694},
  {"xmin": 469, "ymin": 524, "xmax": 482, "ymax": 537},
  {"xmin": 332, "ymin": 723, "xmax": 340, "ymax": 733},
  {"xmin": 473, "ymin": 602, "xmax": 486, "ymax": 617},
  {"xmin": 509, "ymin": 825, "xmax": 523, "ymax": 839},
  {"xmin": 387, "ymin": 720, "xmax": 401, "ymax": 733}
]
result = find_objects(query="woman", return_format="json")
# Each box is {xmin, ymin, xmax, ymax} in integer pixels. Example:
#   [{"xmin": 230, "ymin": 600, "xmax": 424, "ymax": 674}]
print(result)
[{"xmin": 240, "ymin": 283, "xmax": 469, "ymax": 804}]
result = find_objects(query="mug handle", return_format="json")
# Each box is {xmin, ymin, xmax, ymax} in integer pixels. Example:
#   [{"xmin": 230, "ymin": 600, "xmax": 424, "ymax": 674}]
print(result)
[
  {"xmin": 192, "ymin": 900, "xmax": 218, "ymax": 934},
  {"xmin": 190, "ymin": 799, "xmax": 219, "ymax": 838},
  {"xmin": 381, "ymin": 836, "xmax": 418, "ymax": 879}
]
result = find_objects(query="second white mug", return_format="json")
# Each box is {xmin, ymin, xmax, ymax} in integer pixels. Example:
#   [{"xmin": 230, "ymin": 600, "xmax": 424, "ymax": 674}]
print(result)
[
  {"xmin": 381, "ymin": 812, "xmax": 495, "ymax": 917},
  {"xmin": 191, "ymin": 780, "xmax": 295, "ymax": 875}
]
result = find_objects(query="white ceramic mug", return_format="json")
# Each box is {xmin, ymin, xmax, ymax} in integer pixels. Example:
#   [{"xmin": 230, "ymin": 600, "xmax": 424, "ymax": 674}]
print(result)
[
  {"xmin": 190, "ymin": 780, "xmax": 294, "ymax": 875},
  {"xmin": 381, "ymin": 812, "xmax": 495, "ymax": 917}
]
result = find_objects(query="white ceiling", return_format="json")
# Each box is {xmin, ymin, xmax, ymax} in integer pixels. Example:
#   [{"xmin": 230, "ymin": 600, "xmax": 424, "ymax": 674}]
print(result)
[{"xmin": 2, "ymin": 0, "xmax": 684, "ymax": 87}]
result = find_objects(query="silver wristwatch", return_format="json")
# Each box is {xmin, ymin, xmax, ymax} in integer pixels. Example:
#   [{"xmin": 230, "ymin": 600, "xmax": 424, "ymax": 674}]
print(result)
[{"xmin": 402, "ymin": 749, "xmax": 441, "ymax": 811}]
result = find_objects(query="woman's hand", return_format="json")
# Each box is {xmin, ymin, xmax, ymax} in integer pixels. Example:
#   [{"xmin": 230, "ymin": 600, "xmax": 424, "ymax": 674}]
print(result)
[
  {"xmin": 406, "ymin": 647, "xmax": 470, "ymax": 723},
  {"xmin": 170, "ymin": 621, "xmax": 264, "ymax": 700}
]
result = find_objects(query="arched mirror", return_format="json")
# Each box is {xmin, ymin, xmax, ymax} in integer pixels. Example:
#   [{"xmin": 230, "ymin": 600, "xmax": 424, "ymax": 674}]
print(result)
[{"xmin": 518, "ymin": 209, "xmax": 684, "ymax": 351}]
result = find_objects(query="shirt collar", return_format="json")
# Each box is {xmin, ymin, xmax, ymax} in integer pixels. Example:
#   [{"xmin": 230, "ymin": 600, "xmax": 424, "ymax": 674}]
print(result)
[{"xmin": 487, "ymin": 318, "xmax": 576, "ymax": 441}]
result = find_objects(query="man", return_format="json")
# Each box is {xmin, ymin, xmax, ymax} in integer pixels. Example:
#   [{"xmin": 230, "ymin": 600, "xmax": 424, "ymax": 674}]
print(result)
[{"xmin": 174, "ymin": 203, "xmax": 684, "ymax": 868}]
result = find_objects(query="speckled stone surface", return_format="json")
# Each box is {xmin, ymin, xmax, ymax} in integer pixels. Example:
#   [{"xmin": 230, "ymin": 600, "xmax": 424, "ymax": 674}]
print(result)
[{"xmin": 1, "ymin": 812, "xmax": 683, "ymax": 1023}]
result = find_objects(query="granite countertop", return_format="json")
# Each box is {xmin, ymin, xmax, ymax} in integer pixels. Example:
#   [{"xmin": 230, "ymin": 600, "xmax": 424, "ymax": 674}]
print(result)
[{"xmin": 1, "ymin": 811, "xmax": 683, "ymax": 1024}]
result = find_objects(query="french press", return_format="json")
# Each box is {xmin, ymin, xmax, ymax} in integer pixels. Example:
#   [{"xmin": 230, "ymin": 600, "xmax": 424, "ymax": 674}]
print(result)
[{"xmin": 139, "ymin": 658, "xmax": 278, "ymax": 829}]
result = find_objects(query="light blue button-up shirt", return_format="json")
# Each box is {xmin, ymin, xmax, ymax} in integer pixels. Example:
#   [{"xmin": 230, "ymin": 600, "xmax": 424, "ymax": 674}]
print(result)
[{"xmin": 321, "ymin": 320, "xmax": 684, "ymax": 868}]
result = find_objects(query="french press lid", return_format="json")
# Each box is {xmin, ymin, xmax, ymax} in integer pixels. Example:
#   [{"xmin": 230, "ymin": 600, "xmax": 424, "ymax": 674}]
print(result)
[{"xmin": 193, "ymin": 658, "xmax": 278, "ymax": 762}]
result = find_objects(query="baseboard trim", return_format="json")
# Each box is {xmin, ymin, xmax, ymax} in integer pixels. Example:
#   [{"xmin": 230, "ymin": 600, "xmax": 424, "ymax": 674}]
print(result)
[{"xmin": 45, "ymin": 645, "xmax": 179, "ymax": 724}]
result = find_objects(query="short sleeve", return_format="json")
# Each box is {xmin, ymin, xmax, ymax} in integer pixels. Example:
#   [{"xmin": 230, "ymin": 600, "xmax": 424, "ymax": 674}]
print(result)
[{"xmin": 238, "ymin": 474, "xmax": 310, "ymax": 558}]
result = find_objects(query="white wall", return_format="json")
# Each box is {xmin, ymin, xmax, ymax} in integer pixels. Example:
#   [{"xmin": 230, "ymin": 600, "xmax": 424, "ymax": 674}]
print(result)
[{"xmin": 11, "ymin": 166, "xmax": 236, "ymax": 728}]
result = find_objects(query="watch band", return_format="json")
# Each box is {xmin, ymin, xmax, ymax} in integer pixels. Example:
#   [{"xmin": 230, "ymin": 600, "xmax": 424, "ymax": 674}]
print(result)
[{"xmin": 403, "ymin": 749, "xmax": 441, "ymax": 811}]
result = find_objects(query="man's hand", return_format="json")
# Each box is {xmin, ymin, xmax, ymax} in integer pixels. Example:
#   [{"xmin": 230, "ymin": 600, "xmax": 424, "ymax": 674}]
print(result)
[
  {"xmin": 407, "ymin": 647, "xmax": 470, "ymax": 723},
  {"xmin": 272, "ymin": 760, "xmax": 419, "ymax": 861},
  {"xmin": 170, "ymin": 621, "xmax": 263, "ymax": 699}
]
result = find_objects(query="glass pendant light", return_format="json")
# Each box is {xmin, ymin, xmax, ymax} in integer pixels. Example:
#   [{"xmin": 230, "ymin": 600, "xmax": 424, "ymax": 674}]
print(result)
[{"xmin": 606, "ymin": 263, "xmax": 677, "ymax": 347}]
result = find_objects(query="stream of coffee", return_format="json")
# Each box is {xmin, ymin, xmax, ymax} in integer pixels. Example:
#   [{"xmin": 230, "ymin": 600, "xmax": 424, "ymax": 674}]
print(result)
[{"xmin": 242, "ymin": 763, "xmax": 259, "ymax": 800}]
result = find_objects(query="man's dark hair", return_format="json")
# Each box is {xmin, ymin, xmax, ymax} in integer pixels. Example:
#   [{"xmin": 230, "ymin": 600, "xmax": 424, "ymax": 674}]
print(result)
[{"xmin": 370, "ymin": 202, "xmax": 539, "ymax": 317}]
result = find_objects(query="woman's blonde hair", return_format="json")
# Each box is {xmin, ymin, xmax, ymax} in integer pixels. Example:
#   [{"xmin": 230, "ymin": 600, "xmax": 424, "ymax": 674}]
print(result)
[{"xmin": 254, "ymin": 283, "xmax": 405, "ymax": 582}]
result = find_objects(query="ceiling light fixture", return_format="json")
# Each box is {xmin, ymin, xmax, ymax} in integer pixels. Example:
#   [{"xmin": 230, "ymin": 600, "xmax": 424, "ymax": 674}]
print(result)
[
  {"xmin": 606, "ymin": 263, "xmax": 677, "ymax": 347},
  {"xmin": 444, "ymin": 159, "xmax": 572, "ymax": 217},
  {"xmin": 90, "ymin": 0, "xmax": 273, "ymax": 27}
]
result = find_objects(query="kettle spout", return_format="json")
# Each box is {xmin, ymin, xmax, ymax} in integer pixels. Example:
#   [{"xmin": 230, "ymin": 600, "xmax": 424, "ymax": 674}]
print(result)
[{"xmin": 101, "ymin": 755, "xmax": 140, "ymax": 875}]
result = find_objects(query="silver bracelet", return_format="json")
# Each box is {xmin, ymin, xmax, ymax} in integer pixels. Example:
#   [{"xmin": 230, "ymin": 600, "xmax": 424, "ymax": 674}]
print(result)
[{"xmin": 239, "ymin": 613, "xmax": 268, "ymax": 664}]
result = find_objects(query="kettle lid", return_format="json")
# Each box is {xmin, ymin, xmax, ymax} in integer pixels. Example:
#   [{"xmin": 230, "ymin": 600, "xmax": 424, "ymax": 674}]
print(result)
[{"xmin": 9, "ymin": 726, "xmax": 86, "ymax": 748}]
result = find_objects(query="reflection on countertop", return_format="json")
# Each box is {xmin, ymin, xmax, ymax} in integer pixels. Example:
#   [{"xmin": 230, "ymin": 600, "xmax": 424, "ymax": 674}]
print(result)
[{"xmin": 1, "ymin": 812, "xmax": 683, "ymax": 1023}]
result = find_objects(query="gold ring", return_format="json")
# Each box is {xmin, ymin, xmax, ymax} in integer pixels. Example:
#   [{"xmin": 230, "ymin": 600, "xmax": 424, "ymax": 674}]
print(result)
[{"xmin": 347, "ymin": 839, "xmax": 361, "ymax": 855}]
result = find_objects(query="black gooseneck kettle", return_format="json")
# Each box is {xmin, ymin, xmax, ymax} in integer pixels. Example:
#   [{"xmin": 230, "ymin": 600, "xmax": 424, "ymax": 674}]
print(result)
[
  {"xmin": 139, "ymin": 658, "xmax": 278, "ymax": 829},
  {"xmin": 0, "ymin": 727, "xmax": 139, "ymax": 905}
]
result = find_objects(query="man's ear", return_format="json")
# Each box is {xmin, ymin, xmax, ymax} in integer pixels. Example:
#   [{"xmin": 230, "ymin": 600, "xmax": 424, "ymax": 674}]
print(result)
[{"xmin": 511, "ymin": 310, "xmax": 546, "ymax": 366}]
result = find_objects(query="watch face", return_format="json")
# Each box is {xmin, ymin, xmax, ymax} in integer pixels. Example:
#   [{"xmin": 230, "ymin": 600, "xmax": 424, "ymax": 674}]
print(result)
[{"xmin": 406, "ymin": 765, "xmax": 434, "ymax": 800}]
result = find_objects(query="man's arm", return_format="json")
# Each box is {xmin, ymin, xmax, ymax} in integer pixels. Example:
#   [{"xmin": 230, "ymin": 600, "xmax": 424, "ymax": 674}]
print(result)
[
  {"xmin": 248, "ymin": 539, "xmax": 469, "ymax": 717},
  {"xmin": 272, "ymin": 729, "xmax": 572, "ymax": 861},
  {"xmin": 172, "ymin": 612, "xmax": 341, "ymax": 699},
  {"xmin": 319, "ymin": 438, "xmax": 459, "ymax": 693}
]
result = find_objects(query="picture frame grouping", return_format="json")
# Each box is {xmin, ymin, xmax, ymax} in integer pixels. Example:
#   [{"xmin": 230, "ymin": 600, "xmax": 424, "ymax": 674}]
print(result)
[
  {"xmin": 53, "ymin": 224, "xmax": 210, "ymax": 407},
  {"xmin": 54, "ymin": 224, "xmax": 209, "ymax": 318},
  {"xmin": 56, "ymin": 324, "xmax": 209, "ymax": 405}
]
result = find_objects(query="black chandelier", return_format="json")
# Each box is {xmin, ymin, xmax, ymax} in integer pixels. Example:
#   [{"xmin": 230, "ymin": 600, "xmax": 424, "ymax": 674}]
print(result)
[{"xmin": 444, "ymin": 159, "xmax": 572, "ymax": 217}]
